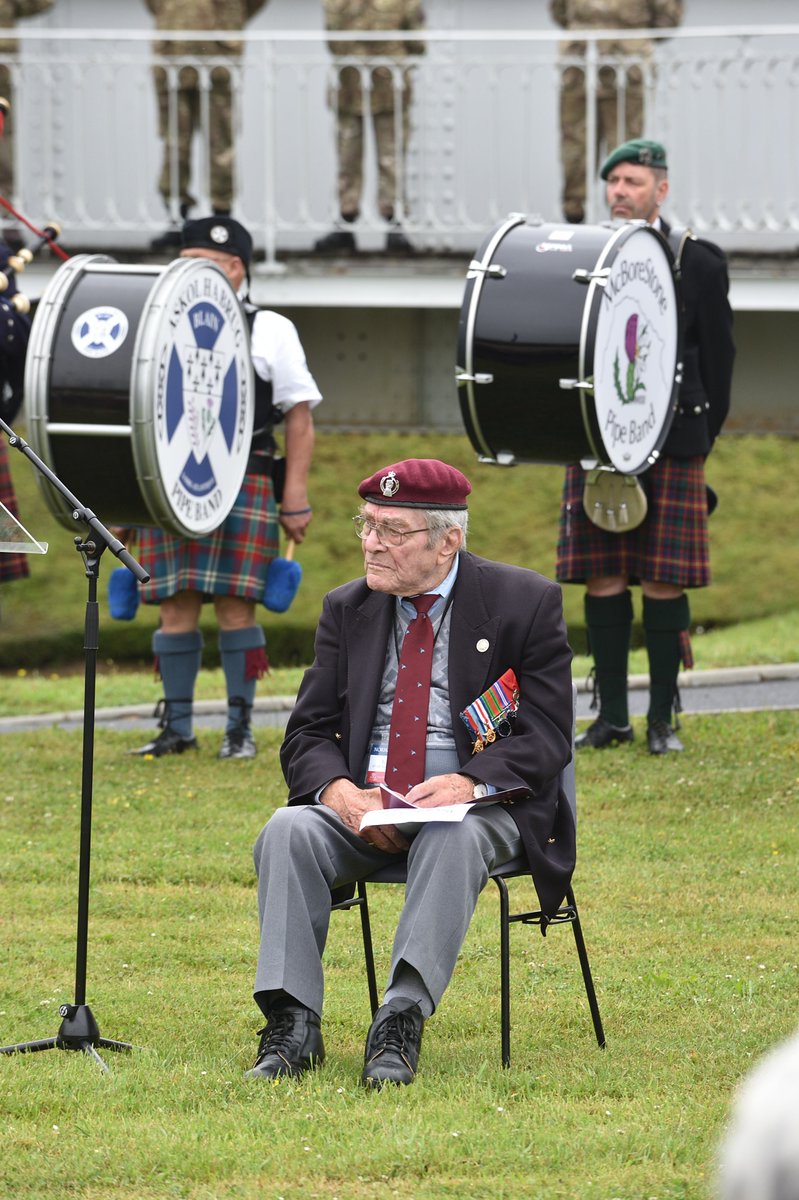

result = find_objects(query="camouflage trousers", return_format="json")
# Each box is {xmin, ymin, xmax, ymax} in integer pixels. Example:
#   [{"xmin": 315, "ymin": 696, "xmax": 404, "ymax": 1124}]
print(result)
[
  {"xmin": 558, "ymin": 64, "xmax": 645, "ymax": 221},
  {"xmin": 0, "ymin": 64, "xmax": 14, "ymax": 200},
  {"xmin": 332, "ymin": 74, "xmax": 412, "ymax": 220},
  {"xmin": 154, "ymin": 64, "xmax": 236, "ymax": 213}
]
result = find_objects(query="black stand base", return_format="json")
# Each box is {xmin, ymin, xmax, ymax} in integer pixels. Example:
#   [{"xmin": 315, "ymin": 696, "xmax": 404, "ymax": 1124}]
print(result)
[
  {"xmin": 0, "ymin": 418, "xmax": 149, "ymax": 1076},
  {"xmin": 0, "ymin": 1005, "xmax": 133, "ymax": 1072}
]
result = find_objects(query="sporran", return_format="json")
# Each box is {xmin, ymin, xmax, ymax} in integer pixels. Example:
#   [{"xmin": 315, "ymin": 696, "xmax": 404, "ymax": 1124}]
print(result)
[{"xmin": 582, "ymin": 468, "xmax": 648, "ymax": 533}]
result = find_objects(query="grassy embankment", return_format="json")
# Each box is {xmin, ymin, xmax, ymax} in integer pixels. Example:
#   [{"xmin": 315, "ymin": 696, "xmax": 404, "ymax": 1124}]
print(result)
[{"xmin": 1, "ymin": 430, "xmax": 797, "ymax": 716}]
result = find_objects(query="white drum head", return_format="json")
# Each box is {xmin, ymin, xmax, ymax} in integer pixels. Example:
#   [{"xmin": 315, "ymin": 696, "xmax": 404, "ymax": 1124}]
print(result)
[
  {"xmin": 590, "ymin": 224, "xmax": 679, "ymax": 474},
  {"xmin": 131, "ymin": 257, "xmax": 254, "ymax": 537}
]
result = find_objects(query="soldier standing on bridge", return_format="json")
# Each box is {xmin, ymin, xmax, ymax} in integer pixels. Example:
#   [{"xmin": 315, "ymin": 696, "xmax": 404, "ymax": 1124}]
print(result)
[
  {"xmin": 550, "ymin": 0, "xmax": 683, "ymax": 224},
  {"xmin": 146, "ymin": 0, "xmax": 269, "ymax": 251},
  {"xmin": 314, "ymin": 0, "xmax": 425, "ymax": 255}
]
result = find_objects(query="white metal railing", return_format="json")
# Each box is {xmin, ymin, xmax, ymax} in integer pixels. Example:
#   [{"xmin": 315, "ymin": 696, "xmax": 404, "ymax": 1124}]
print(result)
[{"xmin": 2, "ymin": 25, "xmax": 798, "ymax": 261}]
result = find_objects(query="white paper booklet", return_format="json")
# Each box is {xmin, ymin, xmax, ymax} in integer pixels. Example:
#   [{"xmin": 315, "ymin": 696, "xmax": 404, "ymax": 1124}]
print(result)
[{"xmin": 359, "ymin": 784, "xmax": 529, "ymax": 830}]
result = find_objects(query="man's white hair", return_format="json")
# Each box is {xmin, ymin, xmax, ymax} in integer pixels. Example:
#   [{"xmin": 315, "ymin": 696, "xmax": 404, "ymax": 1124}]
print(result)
[
  {"xmin": 423, "ymin": 508, "xmax": 468, "ymax": 551},
  {"xmin": 718, "ymin": 1027, "xmax": 799, "ymax": 1199}
]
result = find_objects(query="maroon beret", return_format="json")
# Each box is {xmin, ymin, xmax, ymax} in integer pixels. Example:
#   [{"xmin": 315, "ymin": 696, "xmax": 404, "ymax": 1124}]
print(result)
[{"xmin": 358, "ymin": 459, "xmax": 472, "ymax": 510}]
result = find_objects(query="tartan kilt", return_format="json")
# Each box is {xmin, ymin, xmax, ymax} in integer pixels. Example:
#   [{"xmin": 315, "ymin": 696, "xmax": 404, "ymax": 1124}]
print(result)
[
  {"xmin": 556, "ymin": 457, "xmax": 711, "ymax": 588},
  {"xmin": 0, "ymin": 437, "xmax": 30, "ymax": 583},
  {"xmin": 138, "ymin": 471, "xmax": 279, "ymax": 604}
]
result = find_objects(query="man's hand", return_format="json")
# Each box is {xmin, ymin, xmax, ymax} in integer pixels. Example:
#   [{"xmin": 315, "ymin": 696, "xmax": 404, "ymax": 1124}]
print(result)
[
  {"xmin": 405, "ymin": 773, "xmax": 475, "ymax": 808},
  {"xmin": 278, "ymin": 508, "xmax": 313, "ymax": 544},
  {"xmin": 320, "ymin": 778, "xmax": 409, "ymax": 854}
]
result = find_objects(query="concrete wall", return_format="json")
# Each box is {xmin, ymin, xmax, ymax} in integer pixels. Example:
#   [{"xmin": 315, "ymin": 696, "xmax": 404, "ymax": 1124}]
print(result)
[{"xmin": 278, "ymin": 304, "xmax": 799, "ymax": 439}]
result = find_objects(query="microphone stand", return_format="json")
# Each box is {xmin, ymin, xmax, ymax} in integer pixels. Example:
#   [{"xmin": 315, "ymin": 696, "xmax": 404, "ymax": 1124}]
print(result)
[{"xmin": 0, "ymin": 416, "xmax": 149, "ymax": 1072}]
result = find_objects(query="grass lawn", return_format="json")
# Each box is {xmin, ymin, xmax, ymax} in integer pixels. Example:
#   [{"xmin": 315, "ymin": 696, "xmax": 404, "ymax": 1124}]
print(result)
[{"xmin": 2, "ymin": 709, "xmax": 798, "ymax": 1199}]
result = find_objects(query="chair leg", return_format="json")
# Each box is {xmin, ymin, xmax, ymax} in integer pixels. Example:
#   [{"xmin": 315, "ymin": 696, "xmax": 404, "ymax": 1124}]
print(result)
[
  {"xmin": 494, "ymin": 876, "xmax": 512, "ymax": 1068},
  {"xmin": 356, "ymin": 882, "xmax": 380, "ymax": 1017},
  {"xmin": 566, "ymin": 886, "xmax": 606, "ymax": 1048}
]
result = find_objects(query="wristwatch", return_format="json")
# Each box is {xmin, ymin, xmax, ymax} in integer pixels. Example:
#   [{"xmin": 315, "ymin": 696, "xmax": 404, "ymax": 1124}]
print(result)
[{"xmin": 471, "ymin": 781, "xmax": 489, "ymax": 800}]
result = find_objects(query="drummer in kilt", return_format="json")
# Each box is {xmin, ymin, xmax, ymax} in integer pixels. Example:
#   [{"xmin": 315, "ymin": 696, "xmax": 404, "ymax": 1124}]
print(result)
[
  {"xmin": 134, "ymin": 216, "xmax": 321, "ymax": 759},
  {"xmin": 556, "ymin": 139, "xmax": 735, "ymax": 755}
]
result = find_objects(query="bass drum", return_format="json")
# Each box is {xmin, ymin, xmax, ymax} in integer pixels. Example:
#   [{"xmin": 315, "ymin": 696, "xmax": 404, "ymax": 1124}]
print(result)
[
  {"xmin": 25, "ymin": 254, "xmax": 254, "ymax": 538},
  {"xmin": 457, "ymin": 216, "xmax": 682, "ymax": 475}
]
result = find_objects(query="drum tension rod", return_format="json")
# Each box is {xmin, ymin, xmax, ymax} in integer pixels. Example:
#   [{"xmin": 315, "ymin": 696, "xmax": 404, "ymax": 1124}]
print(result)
[
  {"xmin": 559, "ymin": 378, "xmax": 594, "ymax": 392},
  {"xmin": 478, "ymin": 453, "xmax": 516, "ymax": 466},
  {"xmin": 455, "ymin": 370, "xmax": 494, "ymax": 385},
  {"xmin": 466, "ymin": 260, "xmax": 507, "ymax": 280},
  {"xmin": 572, "ymin": 268, "xmax": 611, "ymax": 286}
]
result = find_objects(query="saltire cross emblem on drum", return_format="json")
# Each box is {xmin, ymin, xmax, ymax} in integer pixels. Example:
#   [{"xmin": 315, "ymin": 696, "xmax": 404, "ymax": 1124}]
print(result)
[
  {"xmin": 70, "ymin": 306, "xmax": 130, "ymax": 359},
  {"xmin": 146, "ymin": 259, "xmax": 254, "ymax": 536},
  {"xmin": 164, "ymin": 297, "xmax": 242, "ymax": 507},
  {"xmin": 24, "ymin": 254, "xmax": 254, "ymax": 540}
]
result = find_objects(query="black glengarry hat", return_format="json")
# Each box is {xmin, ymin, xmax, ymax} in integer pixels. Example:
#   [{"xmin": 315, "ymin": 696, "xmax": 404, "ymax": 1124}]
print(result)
[{"xmin": 181, "ymin": 216, "xmax": 253, "ymax": 269}]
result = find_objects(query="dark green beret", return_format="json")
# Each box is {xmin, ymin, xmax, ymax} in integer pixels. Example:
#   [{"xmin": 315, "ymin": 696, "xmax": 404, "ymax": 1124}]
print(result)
[{"xmin": 600, "ymin": 139, "xmax": 668, "ymax": 180}]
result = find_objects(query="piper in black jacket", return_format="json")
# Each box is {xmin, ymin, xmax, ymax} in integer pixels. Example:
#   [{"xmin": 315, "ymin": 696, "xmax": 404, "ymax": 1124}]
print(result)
[
  {"xmin": 0, "ymin": 238, "xmax": 32, "ymax": 585},
  {"xmin": 556, "ymin": 138, "xmax": 735, "ymax": 755}
]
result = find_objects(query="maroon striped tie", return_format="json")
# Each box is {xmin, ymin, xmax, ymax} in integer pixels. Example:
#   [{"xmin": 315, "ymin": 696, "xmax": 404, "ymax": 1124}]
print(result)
[{"xmin": 384, "ymin": 594, "xmax": 439, "ymax": 795}]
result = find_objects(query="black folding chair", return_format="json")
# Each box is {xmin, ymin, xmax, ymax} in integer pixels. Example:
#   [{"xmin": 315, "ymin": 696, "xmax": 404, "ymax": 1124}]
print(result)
[{"xmin": 333, "ymin": 685, "xmax": 606, "ymax": 1066}]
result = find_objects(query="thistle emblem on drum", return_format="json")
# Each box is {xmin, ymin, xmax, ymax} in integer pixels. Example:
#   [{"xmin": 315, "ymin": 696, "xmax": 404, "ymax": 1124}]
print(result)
[{"xmin": 613, "ymin": 312, "xmax": 650, "ymax": 405}]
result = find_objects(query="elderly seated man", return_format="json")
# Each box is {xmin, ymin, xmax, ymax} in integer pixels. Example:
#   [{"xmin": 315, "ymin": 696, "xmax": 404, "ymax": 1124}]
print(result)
[{"xmin": 246, "ymin": 458, "xmax": 575, "ymax": 1087}]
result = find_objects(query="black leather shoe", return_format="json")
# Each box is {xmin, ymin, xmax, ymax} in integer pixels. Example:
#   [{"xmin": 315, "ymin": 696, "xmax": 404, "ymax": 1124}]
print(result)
[
  {"xmin": 218, "ymin": 725, "xmax": 256, "ymax": 759},
  {"xmin": 130, "ymin": 727, "xmax": 198, "ymax": 757},
  {"xmin": 385, "ymin": 227, "xmax": 414, "ymax": 254},
  {"xmin": 245, "ymin": 999, "xmax": 324, "ymax": 1081},
  {"xmin": 647, "ymin": 720, "xmax": 684, "ymax": 755},
  {"xmin": 313, "ymin": 228, "xmax": 356, "ymax": 254},
  {"xmin": 575, "ymin": 716, "xmax": 634, "ymax": 750},
  {"xmin": 563, "ymin": 204, "xmax": 585, "ymax": 224},
  {"xmin": 362, "ymin": 997, "xmax": 424, "ymax": 1088}
]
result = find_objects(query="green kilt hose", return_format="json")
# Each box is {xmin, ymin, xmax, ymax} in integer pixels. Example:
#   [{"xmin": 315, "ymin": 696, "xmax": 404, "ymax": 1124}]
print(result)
[
  {"xmin": 0, "ymin": 438, "xmax": 30, "ymax": 584},
  {"xmin": 556, "ymin": 457, "xmax": 710, "ymax": 588},
  {"xmin": 138, "ymin": 472, "xmax": 279, "ymax": 604}
]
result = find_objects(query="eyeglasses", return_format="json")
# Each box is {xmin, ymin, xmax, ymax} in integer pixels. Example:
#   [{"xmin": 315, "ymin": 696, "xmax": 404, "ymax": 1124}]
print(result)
[{"xmin": 352, "ymin": 515, "xmax": 430, "ymax": 548}]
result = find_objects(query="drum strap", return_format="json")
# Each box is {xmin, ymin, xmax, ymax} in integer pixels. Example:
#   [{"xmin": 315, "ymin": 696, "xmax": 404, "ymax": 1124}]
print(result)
[
  {"xmin": 665, "ymin": 225, "xmax": 695, "ymax": 279},
  {"xmin": 245, "ymin": 307, "xmax": 282, "ymax": 453}
]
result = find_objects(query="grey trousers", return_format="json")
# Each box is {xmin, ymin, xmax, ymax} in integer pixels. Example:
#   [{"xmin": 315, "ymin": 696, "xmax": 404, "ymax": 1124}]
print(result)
[{"xmin": 252, "ymin": 803, "xmax": 523, "ymax": 1019}]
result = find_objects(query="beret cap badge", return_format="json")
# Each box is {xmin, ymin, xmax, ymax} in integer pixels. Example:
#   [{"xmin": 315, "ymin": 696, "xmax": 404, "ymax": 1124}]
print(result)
[
  {"xmin": 599, "ymin": 137, "xmax": 668, "ymax": 180},
  {"xmin": 380, "ymin": 471, "xmax": 400, "ymax": 498},
  {"xmin": 211, "ymin": 225, "xmax": 230, "ymax": 244}
]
